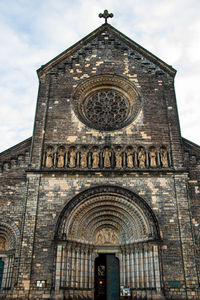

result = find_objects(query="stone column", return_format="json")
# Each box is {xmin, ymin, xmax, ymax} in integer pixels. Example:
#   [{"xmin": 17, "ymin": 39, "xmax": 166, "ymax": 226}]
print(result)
[
  {"xmin": 144, "ymin": 244, "xmax": 149, "ymax": 288},
  {"xmin": 75, "ymin": 247, "xmax": 80, "ymax": 288},
  {"xmin": 80, "ymin": 248, "xmax": 83, "ymax": 289},
  {"xmin": 135, "ymin": 247, "xmax": 139, "ymax": 288},
  {"xmin": 71, "ymin": 248, "xmax": 76, "ymax": 288},
  {"xmin": 84, "ymin": 249, "xmax": 88, "ymax": 288},
  {"xmin": 153, "ymin": 245, "xmax": 161, "ymax": 292},
  {"xmin": 66, "ymin": 245, "xmax": 71, "ymax": 288},
  {"xmin": 55, "ymin": 244, "xmax": 62, "ymax": 290},
  {"xmin": 149, "ymin": 244, "xmax": 155, "ymax": 288},
  {"xmin": 88, "ymin": 248, "xmax": 92, "ymax": 289},
  {"xmin": 131, "ymin": 250, "xmax": 135, "ymax": 288}
]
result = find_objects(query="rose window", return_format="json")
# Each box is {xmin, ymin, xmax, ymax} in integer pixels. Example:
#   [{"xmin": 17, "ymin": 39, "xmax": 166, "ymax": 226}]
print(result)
[
  {"xmin": 83, "ymin": 89, "xmax": 129, "ymax": 131},
  {"xmin": 71, "ymin": 75, "xmax": 142, "ymax": 131}
]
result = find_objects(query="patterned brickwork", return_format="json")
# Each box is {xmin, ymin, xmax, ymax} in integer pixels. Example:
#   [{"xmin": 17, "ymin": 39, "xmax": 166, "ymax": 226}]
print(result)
[{"xmin": 0, "ymin": 23, "xmax": 199, "ymax": 300}]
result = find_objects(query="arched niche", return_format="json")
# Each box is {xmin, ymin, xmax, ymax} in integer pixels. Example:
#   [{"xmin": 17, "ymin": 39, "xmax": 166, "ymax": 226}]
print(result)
[
  {"xmin": 55, "ymin": 185, "xmax": 160, "ymax": 245},
  {"xmin": 0, "ymin": 221, "xmax": 20, "ymax": 290}
]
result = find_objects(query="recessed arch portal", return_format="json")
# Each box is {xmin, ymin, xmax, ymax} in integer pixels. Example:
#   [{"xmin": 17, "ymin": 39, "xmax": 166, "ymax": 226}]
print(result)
[
  {"xmin": 55, "ymin": 185, "xmax": 160, "ymax": 244},
  {"xmin": 54, "ymin": 186, "xmax": 162, "ymax": 299}
]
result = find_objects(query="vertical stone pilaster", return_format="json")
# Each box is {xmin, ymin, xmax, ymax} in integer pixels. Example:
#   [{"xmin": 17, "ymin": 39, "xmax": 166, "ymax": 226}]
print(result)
[
  {"xmin": 15, "ymin": 174, "xmax": 41, "ymax": 297},
  {"xmin": 174, "ymin": 174, "xmax": 199, "ymax": 298}
]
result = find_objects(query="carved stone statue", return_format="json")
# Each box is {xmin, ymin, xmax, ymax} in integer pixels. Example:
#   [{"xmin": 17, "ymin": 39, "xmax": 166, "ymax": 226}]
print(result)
[
  {"xmin": 81, "ymin": 148, "xmax": 87, "ymax": 168},
  {"xmin": 160, "ymin": 148, "xmax": 168, "ymax": 167},
  {"xmin": 46, "ymin": 147, "xmax": 53, "ymax": 168},
  {"xmin": 127, "ymin": 148, "xmax": 134, "ymax": 168},
  {"xmin": 95, "ymin": 228, "xmax": 119, "ymax": 245},
  {"xmin": 150, "ymin": 148, "xmax": 157, "ymax": 167},
  {"xmin": 103, "ymin": 148, "xmax": 111, "ymax": 168},
  {"xmin": 0, "ymin": 237, "xmax": 7, "ymax": 251},
  {"xmin": 92, "ymin": 148, "xmax": 99, "ymax": 168},
  {"xmin": 115, "ymin": 147, "xmax": 122, "ymax": 168},
  {"xmin": 69, "ymin": 148, "xmax": 76, "ymax": 168},
  {"xmin": 138, "ymin": 148, "xmax": 146, "ymax": 168},
  {"xmin": 57, "ymin": 148, "xmax": 65, "ymax": 168}
]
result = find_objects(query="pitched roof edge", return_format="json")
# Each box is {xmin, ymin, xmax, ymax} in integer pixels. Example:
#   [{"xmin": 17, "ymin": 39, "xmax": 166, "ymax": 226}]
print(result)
[
  {"xmin": 37, "ymin": 24, "xmax": 107, "ymax": 76},
  {"xmin": 107, "ymin": 24, "xmax": 176, "ymax": 75},
  {"xmin": 37, "ymin": 23, "xmax": 176, "ymax": 77},
  {"xmin": 0, "ymin": 137, "xmax": 32, "ymax": 158},
  {"xmin": 182, "ymin": 137, "xmax": 200, "ymax": 150}
]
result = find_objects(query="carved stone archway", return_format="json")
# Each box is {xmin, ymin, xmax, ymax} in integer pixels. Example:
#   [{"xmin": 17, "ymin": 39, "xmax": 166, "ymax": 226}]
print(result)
[{"xmin": 54, "ymin": 186, "xmax": 162, "ymax": 299}]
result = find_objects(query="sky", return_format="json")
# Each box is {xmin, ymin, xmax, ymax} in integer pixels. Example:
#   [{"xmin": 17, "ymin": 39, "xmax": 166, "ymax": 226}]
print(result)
[{"xmin": 0, "ymin": 0, "xmax": 200, "ymax": 152}]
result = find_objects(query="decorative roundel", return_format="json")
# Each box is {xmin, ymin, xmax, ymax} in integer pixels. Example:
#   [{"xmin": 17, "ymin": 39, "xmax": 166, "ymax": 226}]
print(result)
[
  {"xmin": 83, "ymin": 88, "xmax": 129, "ymax": 131},
  {"xmin": 71, "ymin": 75, "xmax": 142, "ymax": 131}
]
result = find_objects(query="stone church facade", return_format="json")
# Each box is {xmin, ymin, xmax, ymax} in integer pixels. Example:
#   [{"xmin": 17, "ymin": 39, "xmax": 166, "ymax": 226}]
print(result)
[{"xmin": 0, "ymin": 20, "xmax": 200, "ymax": 300}]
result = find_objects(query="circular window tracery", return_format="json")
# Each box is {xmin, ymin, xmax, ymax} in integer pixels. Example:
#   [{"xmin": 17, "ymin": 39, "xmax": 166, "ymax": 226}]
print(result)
[
  {"xmin": 71, "ymin": 75, "xmax": 142, "ymax": 131},
  {"xmin": 84, "ymin": 89, "xmax": 129, "ymax": 131}
]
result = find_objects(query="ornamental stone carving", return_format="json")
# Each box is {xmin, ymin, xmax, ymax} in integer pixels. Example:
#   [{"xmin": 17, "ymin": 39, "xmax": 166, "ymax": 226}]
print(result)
[
  {"xmin": 46, "ymin": 146, "xmax": 53, "ymax": 168},
  {"xmin": 57, "ymin": 147, "xmax": 65, "ymax": 168},
  {"xmin": 149, "ymin": 147, "xmax": 157, "ymax": 167},
  {"xmin": 138, "ymin": 147, "xmax": 146, "ymax": 168},
  {"xmin": 0, "ymin": 237, "xmax": 7, "ymax": 251},
  {"xmin": 103, "ymin": 147, "xmax": 111, "ymax": 167},
  {"xmin": 69, "ymin": 147, "xmax": 76, "ymax": 168},
  {"xmin": 71, "ymin": 75, "xmax": 142, "ymax": 131},
  {"xmin": 160, "ymin": 147, "xmax": 168, "ymax": 167},
  {"xmin": 80, "ymin": 147, "xmax": 87, "ymax": 168},
  {"xmin": 84, "ymin": 89, "xmax": 129, "ymax": 131},
  {"xmin": 126, "ymin": 147, "xmax": 134, "ymax": 168},
  {"xmin": 92, "ymin": 147, "xmax": 99, "ymax": 168},
  {"xmin": 43, "ymin": 144, "xmax": 170, "ymax": 169},
  {"xmin": 115, "ymin": 147, "xmax": 122, "ymax": 168},
  {"xmin": 95, "ymin": 228, "xmax": 119, "ymax": 245}
]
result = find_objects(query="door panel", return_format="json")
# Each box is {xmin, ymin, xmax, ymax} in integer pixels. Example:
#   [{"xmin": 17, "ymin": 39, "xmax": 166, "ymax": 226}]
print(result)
[
  {"xmin": 0, "ymin": 259, "xmax": 4, "ymax": 289},
  {"xmin": 95, "ymin": 254, "xmax": 120, "ymax": 300},
  {"xmin": 106, "ymin": 254, "xmax": 120, "ymax": 300}
]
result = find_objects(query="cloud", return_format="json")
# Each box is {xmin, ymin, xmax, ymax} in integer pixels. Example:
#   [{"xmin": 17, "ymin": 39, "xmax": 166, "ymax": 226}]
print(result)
[{"xmin": 0, "ymin": 0, "xmax": 199, "ymax": 152}]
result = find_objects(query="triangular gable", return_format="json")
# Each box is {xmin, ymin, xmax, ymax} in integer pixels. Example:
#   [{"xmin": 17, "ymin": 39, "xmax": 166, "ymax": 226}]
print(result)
[
  {"xmin": 37, "ymin": 23, "xmax": 176, "ymax": 77},
  {"xmin": 0, "ymin": 137, "xmax": 32, "ymax": 162}
]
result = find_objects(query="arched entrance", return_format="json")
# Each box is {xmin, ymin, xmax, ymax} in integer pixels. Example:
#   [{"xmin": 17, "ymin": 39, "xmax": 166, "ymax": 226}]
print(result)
[
  {"xmin": 54, "ymin": 186, "xmax": 162, "ymax": 299},
  {"xmin": 94, "ymin": 254, "xmax": 120, "ymax": 300},
  {"xmin": 0, "ymin": 222, "xmax": 18, "ymax": 291}
]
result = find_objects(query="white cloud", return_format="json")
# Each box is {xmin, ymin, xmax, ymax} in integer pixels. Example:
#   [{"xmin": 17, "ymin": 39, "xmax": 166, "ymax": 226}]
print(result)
[{"xmin": 0, "ymin": 0, "xmax": 199, "ymax": 152}]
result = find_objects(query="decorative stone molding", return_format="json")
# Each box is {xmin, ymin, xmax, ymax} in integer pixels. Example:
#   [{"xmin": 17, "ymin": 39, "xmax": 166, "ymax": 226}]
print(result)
[
  {"xmin": 0, "ymin": 151, "xmax": 30, "ymax": 175},
  {"xmin": 43, "ymin": 144, "xmax": 171, "ymax": 169},
  {"xmin": 71, "ymin": 74, "xmax": 142, "ymax": 131}
]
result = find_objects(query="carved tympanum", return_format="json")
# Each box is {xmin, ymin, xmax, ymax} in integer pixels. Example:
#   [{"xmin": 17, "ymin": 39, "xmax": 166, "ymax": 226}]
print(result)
[{"xmin": 95, "ymin": 228, "xmax": 119, "ymax": 245}]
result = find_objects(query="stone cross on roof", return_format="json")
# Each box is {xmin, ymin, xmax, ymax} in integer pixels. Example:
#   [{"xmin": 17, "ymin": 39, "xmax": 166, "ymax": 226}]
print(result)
[{"xmin": 99, "ymin": 10, "xmax": 114, "ymax": 24}]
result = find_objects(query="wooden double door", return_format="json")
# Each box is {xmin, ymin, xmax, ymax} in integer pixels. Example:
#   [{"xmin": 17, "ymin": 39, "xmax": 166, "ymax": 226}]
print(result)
[{"xmin": 94, "ymin": 254, "xmax": 120, "ymax": 300}]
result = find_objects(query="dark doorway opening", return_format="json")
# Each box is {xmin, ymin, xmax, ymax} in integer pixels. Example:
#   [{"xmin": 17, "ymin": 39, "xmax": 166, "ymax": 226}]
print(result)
[
  {"xmin": 94, "ymin": 254, "xmax": 120, "ymax": 300},
  {"xmin": 0, "ymin": 258, "xmax": 4, "ymax": 289}
]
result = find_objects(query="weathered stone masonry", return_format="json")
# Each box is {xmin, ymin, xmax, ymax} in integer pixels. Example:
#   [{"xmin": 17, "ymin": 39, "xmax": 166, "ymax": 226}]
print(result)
[{"xmin": 0, "ymin": 23, "xmax": 200, "ymax": 299}]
